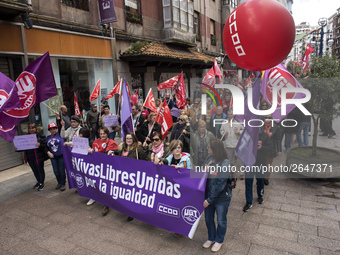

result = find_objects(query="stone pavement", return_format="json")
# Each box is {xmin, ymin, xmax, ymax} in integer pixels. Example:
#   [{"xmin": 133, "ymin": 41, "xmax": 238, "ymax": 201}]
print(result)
[{"xmin": 1, "ymin": 119, "xmax": 340, "ymax": 255}]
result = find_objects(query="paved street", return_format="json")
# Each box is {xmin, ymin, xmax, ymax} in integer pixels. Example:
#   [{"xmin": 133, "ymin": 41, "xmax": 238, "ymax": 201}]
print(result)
[{"xmin": 1, "ymin": 118, "xmax": 340, "ymax": 255}]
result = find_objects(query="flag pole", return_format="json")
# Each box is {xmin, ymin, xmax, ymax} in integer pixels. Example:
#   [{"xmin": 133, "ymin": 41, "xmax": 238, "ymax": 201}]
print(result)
[{"xmin": 41, "ymin": 101, "xmax": 58, "ymax": 114}]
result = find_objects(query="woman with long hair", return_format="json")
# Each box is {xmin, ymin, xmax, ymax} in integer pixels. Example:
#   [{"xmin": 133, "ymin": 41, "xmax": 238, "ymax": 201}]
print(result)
[
  {"xmin": 117, "ymin": 132, "xmax": 147, "ymax": 221},
  {"xmin": 137, "ymin": 112, "xmax": 161, "ymax": 144},
  {"xmin": 202, "ymin": 139, "xmax": 232, "ymax": 252}
]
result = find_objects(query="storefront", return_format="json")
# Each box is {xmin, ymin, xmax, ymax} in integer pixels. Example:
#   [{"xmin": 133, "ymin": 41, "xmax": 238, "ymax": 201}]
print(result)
[{"xmin": 0, "ymin": 22, "xmax": 116, "ymax": 170}]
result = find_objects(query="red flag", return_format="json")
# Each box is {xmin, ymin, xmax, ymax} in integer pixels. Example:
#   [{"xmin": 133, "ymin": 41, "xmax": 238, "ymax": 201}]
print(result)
[
  {"xmin": 90, "ymin": 78, "xmax": 101, "ymax": 102},
  {"xmin": 74, "ymin": 92, "xmax": 81, "ymax": 116},
  {"xmin": 175, "ymin": 72, "xmax": 186, "ymax": 109},
  {"xmin": 157, "ymin": 73, "xmax": 181, "ymax": 91},
  {"xmin": 244, "ymin": 77, "xmax": 252, "ymax": 88},
  {"xmin": 105, "ymin": 79, "xmax": 121, "ymax": 100},
  {"xmin": 251, "ymin": 72, "xmax": 255, "ymax": 79},
  {"xmin": 143, "ymin": 88, "xmax": 157, "ymax": 112},
  {"xmin": 202, "ymin": 67, "xmax": 215, "ymax": 88},
  {"xmin": 155, "ymin": 100, "xmax": 173, "ymax": 138},
  {"xmin": 214, "ymin": 58, "xmax": 223, "ymax": 84},
  {"xmin": 236, "ymin": 75, "xmax": 239, "ymax": 85},
  {"xmin": 302, "ymin": 44, "xmax": 315, "ymax": 73},
  {"xmin": 126, "ymin": 82, "xmax": 132, "ymax": 97}
]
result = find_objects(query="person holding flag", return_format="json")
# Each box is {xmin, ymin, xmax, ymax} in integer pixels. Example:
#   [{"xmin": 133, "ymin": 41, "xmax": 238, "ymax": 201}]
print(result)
[
  {"xmin": 170, "ymin": 114, "xmax": 190, "ymax": 153},
  {"xmin": 137, "ymin": 112, "xmax": 161, "ymax": 144},
  {"xmin": 56, "ymin": 105, "xmax": 71, "ymax": 135}
]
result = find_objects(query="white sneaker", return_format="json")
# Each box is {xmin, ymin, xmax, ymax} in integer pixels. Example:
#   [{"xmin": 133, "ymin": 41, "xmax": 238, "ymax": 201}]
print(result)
[
  {"xmin": 86, "ymin": 199, "xmax": 96, "ymax": 206},
  {"xmin": 202, "ymin": 240, "xmax": 214, "ymax": 248},
  {"xmin": 211, "ymin": 242, "xmax": 223, "ymax": 252}
]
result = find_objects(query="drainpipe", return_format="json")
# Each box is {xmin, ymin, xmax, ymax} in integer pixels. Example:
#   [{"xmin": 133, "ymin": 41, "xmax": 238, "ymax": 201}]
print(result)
[{"xmin": 204, "ymin": 0, "xmax": 207, "ymax": 50}]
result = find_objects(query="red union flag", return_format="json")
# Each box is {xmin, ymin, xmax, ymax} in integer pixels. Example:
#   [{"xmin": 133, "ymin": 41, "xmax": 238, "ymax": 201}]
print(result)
[
  {"xmin": 175, "ymin": 72, "xmax": 186, "ymax": 109},
  {"xmin": 144, "ymin": 88, "xmax": 157, "ymax": 112},
  {"xmin": 105, "ymin": 79, "xmax": 122, "ymax": 100},
  {"xmin": 260, "ymin": 64, "xmax": 305, "ymax": 121},
  {"xmin": 302, "ymin": 44, "xmax": 315, "ymax": 73},
  {"xmin": 157, "ymin": 73, "xmax": 181, "ymax": 91},
  {"xmin": 74, "ymin": 92, "xmax": 81, "ymax": 116},
  {"xmin": 214, "ymin": 58, "xmax": 223, "ymax": 84},
  {"xmin": 202, "ymin": 67, "xmax": 215, "ymax": 88},
  {"xmin": 155, "ymin": 100, "xmax": 173, "ymax": 138},
  {"xmin": 244, "ymin": 77, "xmax": 252, "ymax": 88},
  {"xmin": 90, "ymin": 78, "xmax": 101, "ymax": 102}
]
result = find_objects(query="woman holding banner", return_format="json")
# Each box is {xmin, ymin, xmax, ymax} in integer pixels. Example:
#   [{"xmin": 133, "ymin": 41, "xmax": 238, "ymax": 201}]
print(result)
[
  {"xmin": 143, "ymin": 132, "xmax": 169, "ymax": 164},
  {"xmin": 89, "ymin": 127, "xmax": 118, "ymax": 215},
  {"xmin": 202, "ymin": 139, "xmax": 232, "ymax": 252},
  {"xmin": 161, "ymin": 140, "xmax": 192, "ymax": 169},
  {"xmin": 116, "ymin": 132, "xmax": 147, "ymax": 221},
  {"xmin": 15, "ymin": 124, "xmax": 48, "ymax": 191}
]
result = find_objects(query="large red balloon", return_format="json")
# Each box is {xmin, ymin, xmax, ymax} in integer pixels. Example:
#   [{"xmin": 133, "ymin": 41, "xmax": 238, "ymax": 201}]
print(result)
[{"xmin": 223, "ymin": 0, "xmax": 295, "ymax": 71}]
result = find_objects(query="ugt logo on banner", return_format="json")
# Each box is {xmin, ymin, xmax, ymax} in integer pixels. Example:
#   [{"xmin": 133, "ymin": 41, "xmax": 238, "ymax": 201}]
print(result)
[{"xmin": 5, "ymin": 71, "xmax": 36, "ymax": 118}]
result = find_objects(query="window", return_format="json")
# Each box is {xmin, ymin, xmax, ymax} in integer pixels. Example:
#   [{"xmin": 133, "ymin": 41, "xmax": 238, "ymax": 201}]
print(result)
[
  {"xmin": 222, "ymin": 0, "xmax": 238, "ymax": 8},
  {"xmin": 125, "ymin": 0, "xmax": 142, "ymax": 24},
  {"xmin": 194, "ymin": 11, "xmax": 200, "ymax": 40},
  {"xmin": 62, "ymin": 0, "xmax": 89, "ymax": 11},
  {"xmin": 163, "ymin": 0, "xmax": 194, "ymax": 33},
  {"xmin": 210, "ymin": 19, "xmax": 216, "ymax": 46}
]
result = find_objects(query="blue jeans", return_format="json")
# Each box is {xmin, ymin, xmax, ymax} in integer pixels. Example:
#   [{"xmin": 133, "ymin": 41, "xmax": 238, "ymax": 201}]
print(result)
[
  {"xmin": 108, "ymin": 132, "xmax": 116, "ymax": 140},
  {"xmin": 204, "ymin": 199, "xmax": 231, "ymax": 243},
  {"xmin": 245, "ymin": 171, "xmax": 264, "ymax": 204},
  {"xmin": 50, "ymin": 155, "xmax": 66, "ymax": 185},
  {"xmin": 297, "ymin": 122, "xmax": 309, "ymax": 146}
]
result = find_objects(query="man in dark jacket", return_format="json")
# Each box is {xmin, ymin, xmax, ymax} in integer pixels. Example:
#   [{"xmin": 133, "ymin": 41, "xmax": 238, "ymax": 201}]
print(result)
[
  {"xmin": 243, "ymin": 130, "xmax": 272, "ymax": 212},
  {"xmin": 86, "ymin": 103, "xmax": 99, "ymax": 143}
]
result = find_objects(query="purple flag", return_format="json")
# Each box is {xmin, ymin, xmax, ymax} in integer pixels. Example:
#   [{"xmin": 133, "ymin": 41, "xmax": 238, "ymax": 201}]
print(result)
[
  {"xmin": 63, "ymin": 146, "xmax": 206, "ymax": 238},
  {"xmin": 235, "ymin": 76, "xmax": 261, "ymax": 167},
  {"xmin": 120, "ymin": 77, "xmax": 133, "ymax": 142},
  {"xmin": 0, "ymin": 52, "xmax": 57, "ymax": 129},
  {"xmin": 0, "ymin": 72, "xmax": 20, "ymax": 112},
  {"xmin": 260, "ymin": 64, "xmax": 306, "ymax": 122},
  {"xmin": 0, "ymin": 124, "xmax": 17, "ymax": 143},
  {"xmin": 98, "ymin": 0, "xmax": 117, "ymax": 24}
]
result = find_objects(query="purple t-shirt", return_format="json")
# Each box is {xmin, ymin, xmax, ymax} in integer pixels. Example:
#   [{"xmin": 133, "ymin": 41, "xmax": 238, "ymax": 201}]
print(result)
[{"xmin": 46, "ymin": 134, "xmax": 64, "ymax": 157}]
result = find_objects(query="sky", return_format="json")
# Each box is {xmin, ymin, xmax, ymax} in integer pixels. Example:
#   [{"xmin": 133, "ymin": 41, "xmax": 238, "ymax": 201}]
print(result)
[{"xmin": 292, "ymin": 0, "xmax": 340, "ymax": 26}]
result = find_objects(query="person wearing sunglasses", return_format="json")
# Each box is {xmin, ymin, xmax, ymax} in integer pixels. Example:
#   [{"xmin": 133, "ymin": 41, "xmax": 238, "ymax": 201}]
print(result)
[
  {"xmin": 170, "ymin": 115, "xmax": 190, "ymax": 153},
  {"xmin": 260, "ymin": 114, "xmax": 282, "ymax": 186},
  {"xmin": 143, "ymin": 132, "xmax": 169, "ymax": 164}
]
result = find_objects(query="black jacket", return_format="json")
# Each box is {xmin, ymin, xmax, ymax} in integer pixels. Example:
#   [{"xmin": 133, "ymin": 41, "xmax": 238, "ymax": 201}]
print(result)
[
  {"xmin": 136, "ymin": 121, "xmax": 161, "ymax": 143},
  {"xmin": 25, "ymin": 131, "xmax": 48, "ymax": 164},
  {"xmin": 255, "ymin": 131, "xmax": 272, "ymax": 166},
  {"xmin": 260, "ymin": 123, "xmax": 282, "ymax": 158}
]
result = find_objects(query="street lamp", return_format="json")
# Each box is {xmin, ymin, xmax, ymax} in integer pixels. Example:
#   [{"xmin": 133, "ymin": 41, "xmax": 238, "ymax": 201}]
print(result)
[{"xmin": 310, "ymin": 18, "xmax": 334, "ymax": 57}]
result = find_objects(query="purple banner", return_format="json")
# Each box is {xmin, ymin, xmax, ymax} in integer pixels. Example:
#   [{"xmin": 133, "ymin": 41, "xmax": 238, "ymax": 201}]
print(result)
[
  {"xmin": 0, "ymin": 72, "xmax": 20, "ymax": 112},
  {"xmin": 63, "ymin": 146, "xmax": 207, "ymax": 238},
  {"xmin": 98, "ymin": 0, "xmax": 117, "ymax": 24}
]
